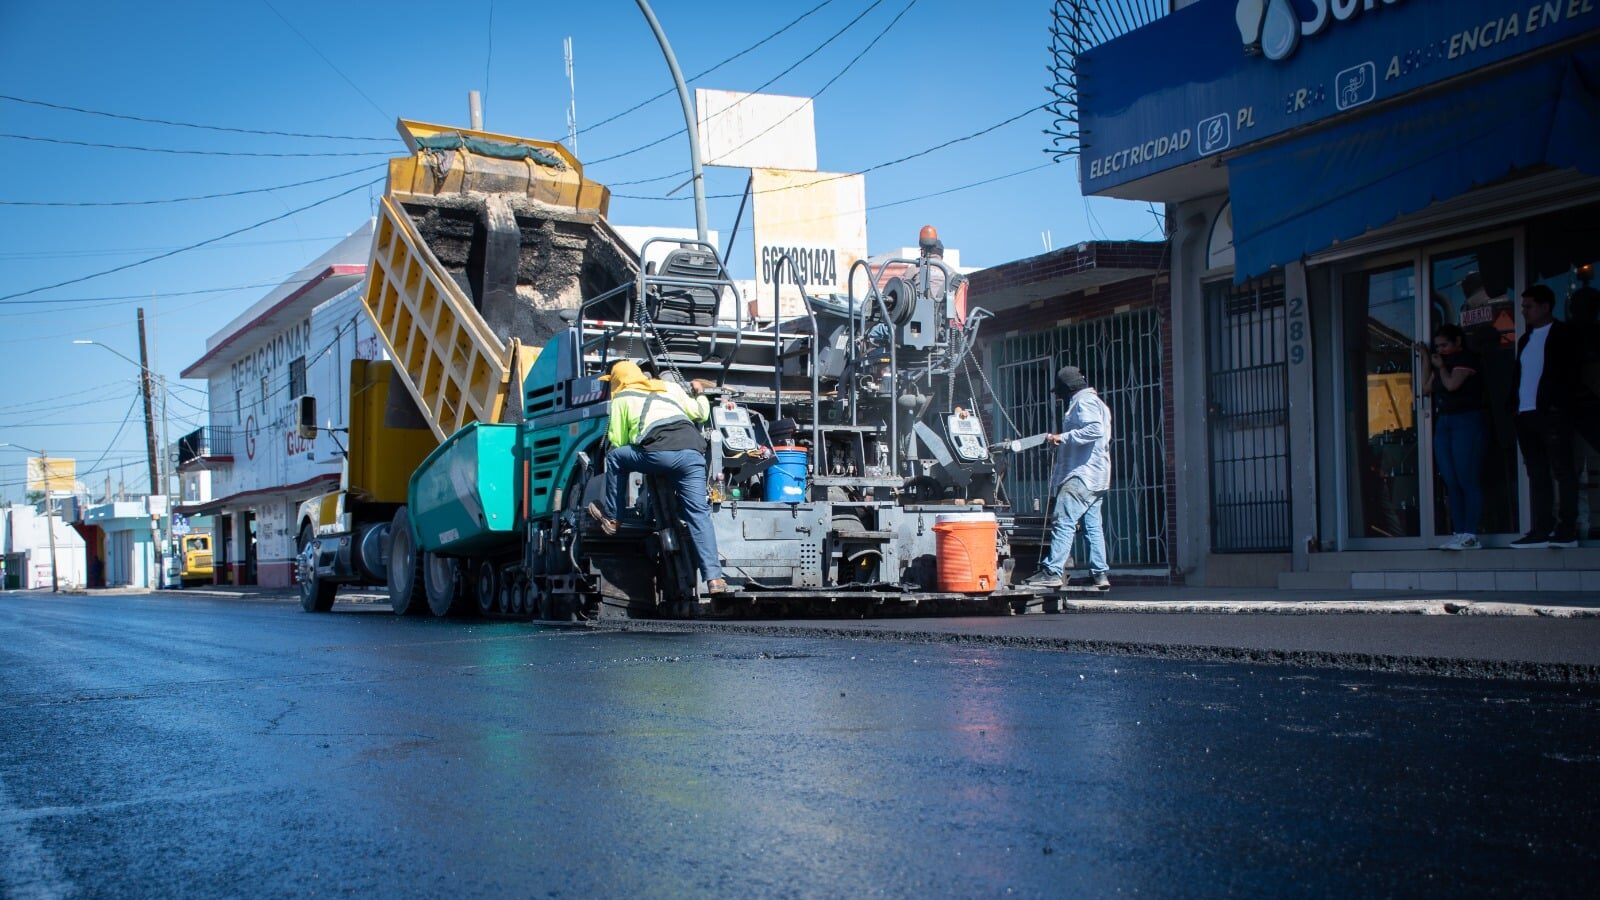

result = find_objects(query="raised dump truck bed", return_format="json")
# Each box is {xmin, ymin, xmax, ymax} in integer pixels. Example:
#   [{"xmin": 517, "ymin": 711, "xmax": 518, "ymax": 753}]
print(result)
[{"xmin": 361, "ymin": 120, "xmax": 638, "ymax": 441}]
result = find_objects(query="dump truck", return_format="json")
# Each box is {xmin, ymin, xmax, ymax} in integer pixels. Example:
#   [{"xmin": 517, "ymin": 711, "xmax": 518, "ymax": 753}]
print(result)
[
  {"xmin": 292, "ymin": 358, "xmax": 438, "ymax": 610},
  {"xmin": 298, "ymin": 118, "xmax": 1044, "ymax": 619}
]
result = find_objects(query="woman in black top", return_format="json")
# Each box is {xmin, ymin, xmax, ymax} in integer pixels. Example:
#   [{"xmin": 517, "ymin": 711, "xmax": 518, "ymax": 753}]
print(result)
[{"xmin": 1419, "ymin": 324, "xmax": 1487, "ymax": 550}]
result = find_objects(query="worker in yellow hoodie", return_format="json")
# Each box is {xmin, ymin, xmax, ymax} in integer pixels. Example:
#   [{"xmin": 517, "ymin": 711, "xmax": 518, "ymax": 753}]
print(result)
[{"xmin": 588, "ymin": 359, "xmax": 731, "ymax": 596}]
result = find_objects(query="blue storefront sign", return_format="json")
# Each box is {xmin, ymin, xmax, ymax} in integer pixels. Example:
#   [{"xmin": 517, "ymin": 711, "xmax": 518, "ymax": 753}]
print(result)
[{"xmin": 1078, "ymin": 0, "xmax": 1600, "ymax": 195}]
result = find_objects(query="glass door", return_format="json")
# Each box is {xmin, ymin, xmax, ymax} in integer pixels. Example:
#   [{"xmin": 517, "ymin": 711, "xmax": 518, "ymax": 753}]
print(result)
[
  {"xmin": 1342, "ymin": 263, "xmax": 1424, "ymax": 541},
  {"xmin": 1424, "ymin": 239, "xmax": 1521, "ymax": 538}
]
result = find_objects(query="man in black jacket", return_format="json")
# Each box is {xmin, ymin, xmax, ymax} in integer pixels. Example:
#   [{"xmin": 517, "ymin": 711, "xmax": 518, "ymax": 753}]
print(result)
[{"xmin": 1513, "ymin": 284, "xmax": 1582, "ymax": 548}]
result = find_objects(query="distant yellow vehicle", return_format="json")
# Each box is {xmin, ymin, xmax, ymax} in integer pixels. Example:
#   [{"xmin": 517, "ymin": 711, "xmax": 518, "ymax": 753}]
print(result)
[{"xmin": 180, "ymin": 533, "xmax": 213, "ymax": 585}]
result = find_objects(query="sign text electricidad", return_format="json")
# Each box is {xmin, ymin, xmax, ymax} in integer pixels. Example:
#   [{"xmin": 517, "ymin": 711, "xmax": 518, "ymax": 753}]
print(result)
[{"xmin": 1088, "ymin": 128, "xmax": 1192, "ymax": 180}]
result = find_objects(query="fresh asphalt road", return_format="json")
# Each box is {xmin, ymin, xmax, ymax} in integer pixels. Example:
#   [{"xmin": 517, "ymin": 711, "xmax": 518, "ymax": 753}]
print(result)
[{"xmin": 2, "ymin": 592, "xmax": 1596, "ymax": 897}]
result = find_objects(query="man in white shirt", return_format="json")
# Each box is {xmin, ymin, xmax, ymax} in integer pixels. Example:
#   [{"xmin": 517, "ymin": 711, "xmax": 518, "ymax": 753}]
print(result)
[
  {"xmin": 1025, "ymin": 366, "xmax": 1113, "ymax": 591},
  {"xmin": 1513, "ymin": 284, "xmax": 1581, "ymax": 549}
]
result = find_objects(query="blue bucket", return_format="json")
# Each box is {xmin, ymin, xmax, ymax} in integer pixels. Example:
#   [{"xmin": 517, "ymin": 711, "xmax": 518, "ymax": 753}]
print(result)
[{"xmin": 763, "ymin": 448, "xmax": 809, "ymax": 503}]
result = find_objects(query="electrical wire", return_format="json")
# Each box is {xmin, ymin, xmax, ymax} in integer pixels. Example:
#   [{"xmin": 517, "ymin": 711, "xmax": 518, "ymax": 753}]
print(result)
[
  {"xmin": 611, "ymin": 103, "xmax": 1046, "ymax": 201},
  {"xmin": 0, "ymin": 163, "xmax": 385, "ymax": 207},
  {"xmin": 483, "ymin": 0, "xmax": 496, "ymax": 113},
  {"xmin": 0, "ymin": 272, "xmax": 315, "ymax": 310},
  {"xmin": 0, "ymin": 133, "xmax": 392, "ymax": 158},
  {"xmin": 586, "ymin": 0, "xmax": 887, "ymax": 166},
  {"xmin": 579, "ymin": 0, "xmax": 839, "ymax": 137},
  {"xmin": 0, "ymin": 238, "xmax": 344, "ymax": 261},
  {"xmin": 865, "ymin": 162, "xmax": 1057, "ymax": 211},
  {"xmin": 78, "ymin": 391, "xmax": 143, "ymax": 480},
  {"xmin": 0, "ymin": 380, "xmax": 133, "ymax": 414},
  {"xmin": 695, "ymin": 0, "xmax": 918, "ymax": 171},
  {"xmin": 260, "ymin": 0, "xmax": 392, "ymax": 126},
  {"xmin": 0, "ymin": 176, "xmax": 383, "ymax": 303},
  {"xmin": 0, "ymin": 94, "xmax": 394, "ymax": 142}
]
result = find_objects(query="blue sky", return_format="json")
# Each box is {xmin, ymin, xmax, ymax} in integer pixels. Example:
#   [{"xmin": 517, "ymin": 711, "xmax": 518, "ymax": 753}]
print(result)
[{"xmin": 0, "ymin": 0, "xmax": 1154, "ymax": 501}]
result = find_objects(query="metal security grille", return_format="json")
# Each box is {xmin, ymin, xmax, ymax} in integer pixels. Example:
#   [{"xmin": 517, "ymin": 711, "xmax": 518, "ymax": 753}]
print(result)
[
  {"xmin": 989, "ymin": 308, "xmax": 1168, "ymax": 567},
  {"xmin": 1205, "ymin": 276, "xmax": 1291, "ymax": 552}
]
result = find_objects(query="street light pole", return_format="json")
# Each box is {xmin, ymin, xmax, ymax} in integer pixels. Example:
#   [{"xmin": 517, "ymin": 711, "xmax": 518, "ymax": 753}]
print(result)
[
  {"xmin": 75, "ymin": 322, "xmax": 169, "ymax": 589},
  {"xmin": 634, "ymin": 0, "xmax": 708, "ymax": 243},
  {"xmin": 42, "ymin": 449, "xmax": 58, "ymax": 593}
]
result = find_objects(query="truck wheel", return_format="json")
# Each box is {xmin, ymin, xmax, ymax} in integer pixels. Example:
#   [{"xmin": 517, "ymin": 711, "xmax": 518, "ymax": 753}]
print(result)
[
  {"xmin": 387, "ymin": 506, "xmax": 428, "ymax": 616},
  {"xmin": 474, "ymin": 559, "xmax": 499, "ymax": 616},
  {"xmin": 300, "ymin": 570, "xmax": 337, "ymax": 613},
  {"xmin": 297, "ymin": 525, "xmax": 336, "ymax": 612},
  {"xmin": 424, "ymin": 552, "xmax": 470, "ymax": 617}
]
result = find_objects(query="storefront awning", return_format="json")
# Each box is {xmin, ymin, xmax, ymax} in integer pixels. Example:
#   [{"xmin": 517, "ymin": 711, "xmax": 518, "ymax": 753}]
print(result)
[{"xmin": 1229, "ymin": 47, "xmax": 1600, "ymax": 282}]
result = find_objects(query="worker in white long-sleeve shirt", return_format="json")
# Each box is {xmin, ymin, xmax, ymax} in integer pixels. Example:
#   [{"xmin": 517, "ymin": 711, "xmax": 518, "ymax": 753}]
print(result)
[{"xmin": 1025, "ymin": 366, "xmax": 1112, "ymax": 591}]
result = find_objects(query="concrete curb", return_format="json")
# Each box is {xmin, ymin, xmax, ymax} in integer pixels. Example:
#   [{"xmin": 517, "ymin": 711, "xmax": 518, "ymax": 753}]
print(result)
[
  {"xmin": 1050, "ymin": 598, "xmax": 1600, "ymax": 618},
  {"xmin": 596, "ymin": 619, "xmax": 1600, "ymax": 684}
]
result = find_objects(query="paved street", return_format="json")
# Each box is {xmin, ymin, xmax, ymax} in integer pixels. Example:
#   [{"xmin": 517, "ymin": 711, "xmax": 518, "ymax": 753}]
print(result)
[{"xmin": 2, "ymin": 591, "xmax": 1597, "ymax": 897}]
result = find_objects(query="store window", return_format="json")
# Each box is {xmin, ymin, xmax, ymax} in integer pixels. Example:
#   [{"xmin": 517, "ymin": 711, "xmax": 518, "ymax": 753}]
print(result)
[
  {"xmin": 1528, "ymin": 203, "xmax": 1600, "ymax": 538},
  {"xmin": 1426, "ymin": 239, "xmax": 1520, "ymax": 537},
  {"xmin": 288, "ymin": 356, "xmax": 307, "ymax": 400},
  {"xmin": 1343, "ymin": 264, "xmax": 1419, "ymax": 539}
]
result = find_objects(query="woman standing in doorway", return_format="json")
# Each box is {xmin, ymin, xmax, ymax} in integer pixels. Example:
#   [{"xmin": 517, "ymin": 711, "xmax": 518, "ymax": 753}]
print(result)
[{"xmin": 1419, "ymin": 324, "xmax": 1487, "ymax": 550}]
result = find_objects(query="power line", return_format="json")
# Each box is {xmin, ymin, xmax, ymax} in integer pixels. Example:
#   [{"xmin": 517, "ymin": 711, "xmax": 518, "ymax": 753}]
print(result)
[
  {"xmin": 0, "ymin": 380, "xmax": 133, "ymax": 413},
  {"xmin": 0, "ymin": 237, "xmax": 345, "ymax": 261},
  {"xmin": 867, "ymin": 162, "xmax": 1056, "ymax": 211},
  {"xmin": 0, "ymin": 273, "xmax": 317, "ymax": 310},
  {"xmin": 612, "ymin": 102, "xmax": 1045, "ymax": 201},
  {"xmin": 586, "ymin": 0, "xmax": 887, "ymax": 167},
  {"xmin": 0, "ymin": 163, "xmax": 384, "ymax": 207},
  {"xmin": 686, "ymin": 0, "xmax": 917, "ymax": 174},
  {"xmin": 79, "ymin": 390, "xmax": 143, "ymax": 481},
  {"xmin": 260, "ymin": 0, "xmax": 392, "ymax": 127},
  {"xmin": 0, "ymin": 133, "xmax": 392, "ymax": 158},
  {"xmin": 0, "ymin": 176, "xmax": 382, "ymax": 303},
  {"xmin": 0, "ymin": 94, "xmax": 394, "ymax": 142},
  {"xmin": 484, "ymin": 0, "xmax": 496, "ymax": 112},
  {"xmin": 579, "ymin": 0, "xmax": 840, "ymax": 138}
]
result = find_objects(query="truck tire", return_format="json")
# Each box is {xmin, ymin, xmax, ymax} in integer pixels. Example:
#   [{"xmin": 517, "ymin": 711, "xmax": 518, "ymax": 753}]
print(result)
[
  {"xmin": 300, "ymin": 570, "xmax": 337, "ymax": 613},
  {"xmin": 297, "ymin": 524, "xmax": 336, "ymax": 613},
  {"xmin": 388, "ymin": 506, "xmax": 428, "ymax": 616},
  {"xmin": 424, "ymin": 552, "xmax": 470, "ymax": 617}
]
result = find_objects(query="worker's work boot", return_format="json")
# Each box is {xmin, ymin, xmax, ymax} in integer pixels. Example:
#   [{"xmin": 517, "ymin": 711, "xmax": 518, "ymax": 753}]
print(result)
[
  {"xmin": 586, "ymin": 502, "xmax": 618, "ymax": 536},
  {"xmin": 706, "ymin": 578, "xmax": 734, "ymax": 597},
  {"xmin": 1092, "ymin": 572, "xmax": 1111, "ymax": 591},
  {"xmin": 1023, "ymin": 570, "xmax": 1063, "ymax": 589}
]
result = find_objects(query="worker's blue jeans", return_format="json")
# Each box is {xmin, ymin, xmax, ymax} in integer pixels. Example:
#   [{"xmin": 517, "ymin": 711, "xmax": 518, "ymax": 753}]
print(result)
[
  {"xmin": 1041, "ymin": 477, "xmax": 1108, "ymax": 577},
  {"xmin": 604, "ymin": 445, "xmax": 723, "ymax": 581}
]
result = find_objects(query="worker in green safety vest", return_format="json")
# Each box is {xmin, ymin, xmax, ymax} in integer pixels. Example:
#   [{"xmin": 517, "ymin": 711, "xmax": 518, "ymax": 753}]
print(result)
[{"xmin": 588, "ymin": 359, "xmax": 732, "ymax": 596}]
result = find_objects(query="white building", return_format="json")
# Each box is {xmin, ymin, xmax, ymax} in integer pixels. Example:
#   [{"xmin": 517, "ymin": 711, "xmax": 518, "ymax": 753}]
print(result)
[
  {"xmin": 178, "ymin": 223, "xmax": 382, "ymax": 587},
  {"xmin": 1, "ymin": 503, "xmax": 87, "ymax": 590}
]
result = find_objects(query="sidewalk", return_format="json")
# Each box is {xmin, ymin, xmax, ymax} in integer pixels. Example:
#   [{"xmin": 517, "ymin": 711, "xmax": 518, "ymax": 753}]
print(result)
[
  {"xmin": 140, "ymin": 583, "xmax": 1600, "ymax": 616},
  {"xmin": 1036, "ymin": 585, "xmax": 1600, "ymax": 617},
  {"xmin": 126, "ymin": 584, "xmax": 1600, "ymax": 682}
]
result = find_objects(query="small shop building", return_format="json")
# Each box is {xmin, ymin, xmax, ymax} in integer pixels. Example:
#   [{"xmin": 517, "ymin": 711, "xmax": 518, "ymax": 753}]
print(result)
[{"xmin": 1074, "ymin": 0, "xmax": 1600, "ymax": 588}]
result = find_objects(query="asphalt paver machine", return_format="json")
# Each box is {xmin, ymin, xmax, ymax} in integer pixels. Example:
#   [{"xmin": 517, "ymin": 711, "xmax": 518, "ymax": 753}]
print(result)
[{"xmin": 301, "ymin": 119, "xmax": 1046, "ymax": 619}]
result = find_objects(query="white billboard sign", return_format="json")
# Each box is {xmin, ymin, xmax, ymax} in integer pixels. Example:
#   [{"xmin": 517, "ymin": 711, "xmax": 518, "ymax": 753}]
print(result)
[
  {"xmin": 750, "ymin": 168, "xmax": 867, "ymax": 319},
  {"xmin": 696, "ymin": 89, "xmax": 817, "ymax": 171}
]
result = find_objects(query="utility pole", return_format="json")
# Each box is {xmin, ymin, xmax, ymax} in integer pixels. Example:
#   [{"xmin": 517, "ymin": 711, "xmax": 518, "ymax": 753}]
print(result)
[
  {"xmin": 42, "ymin": 449, "xmax": 58, "ymax": 593},
  {"xmin": 469, "ymin": 90, "xmax": 483, "ymax": 131},
  {"xmin": 136, "ymin": 309, "xmax": 163, "ymax": 588},
  {"xmin": 137, "ymin": 309, "xmax": 159, "ymax": 500}
]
